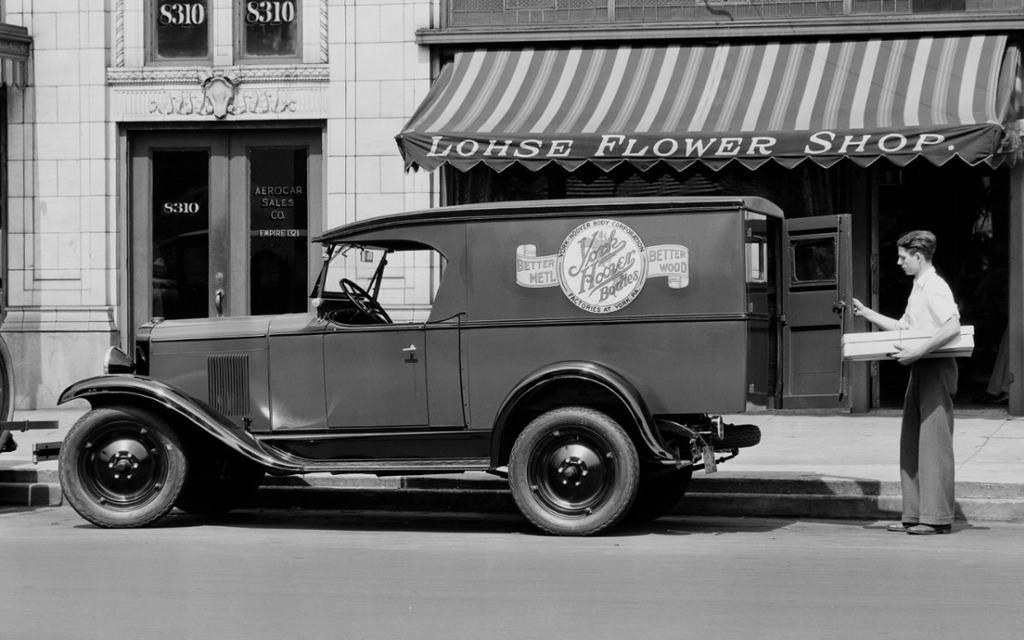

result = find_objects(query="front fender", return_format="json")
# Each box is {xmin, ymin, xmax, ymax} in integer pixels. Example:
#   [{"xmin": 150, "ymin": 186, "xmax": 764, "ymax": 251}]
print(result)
[
  {"xmin": 491, "ymin": 361, "xmax": 676, "ymax": 464},
  {"xmin": 59, "ymin": 375, "xmax": 301, "ymax": 474}
]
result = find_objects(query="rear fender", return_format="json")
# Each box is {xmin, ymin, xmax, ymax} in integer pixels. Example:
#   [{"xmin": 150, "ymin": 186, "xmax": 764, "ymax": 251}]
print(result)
[
  {"xmin": 58, "ymin": 375, "xmax": 301, "ymax": 474},
  {"xmin": 491, "ymin": 361, "xmax": 677, "ymax": 465}
]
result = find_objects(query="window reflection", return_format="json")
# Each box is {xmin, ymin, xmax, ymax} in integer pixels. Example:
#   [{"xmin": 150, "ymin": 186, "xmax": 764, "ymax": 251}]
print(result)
[
  {"xmin": 152, "ymin": 1, "xmax": 210, "ymax": 61},
  {"xmin": 249, "ymin": 147, "xmax": 308, "ymax": 315},
  {"xmin": 241, "ymin": 0, "xmax": 300, "ymax": 59},
  {"xmin": 791, "ymin": 237, "xmax": 837, "ymax": 284},
  {"xmin": 152, "ymin": 150, "xmax": 210, "ymax": 319}
]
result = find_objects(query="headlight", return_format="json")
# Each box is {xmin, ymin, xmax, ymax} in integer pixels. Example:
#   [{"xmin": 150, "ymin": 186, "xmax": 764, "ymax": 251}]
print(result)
[{"xmin": 104, "ymin": 347, "xmax": 136, "ymax": 375}]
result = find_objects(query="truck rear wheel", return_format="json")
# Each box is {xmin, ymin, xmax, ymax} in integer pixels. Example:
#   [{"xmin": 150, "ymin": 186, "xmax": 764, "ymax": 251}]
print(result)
[
  {"xmin": 59, "ymin": 407, "xmax": 187, "ymax": 528},
  {"xmin": 509, "ymin": 407, "xmax": 639, "ymax": 536}
]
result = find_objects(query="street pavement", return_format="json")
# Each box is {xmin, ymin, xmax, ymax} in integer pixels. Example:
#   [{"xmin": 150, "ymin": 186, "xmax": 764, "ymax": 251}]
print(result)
[{"xmin": 2, "ymin": 404, "xmax": 1022, "ymax": 522}]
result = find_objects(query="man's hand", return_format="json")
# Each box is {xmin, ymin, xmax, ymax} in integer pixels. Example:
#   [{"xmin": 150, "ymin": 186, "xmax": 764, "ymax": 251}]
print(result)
[
  {"xmin": 851, "ymin": 298, "xmax": 867, "ymax": 317},
  {"xmin": 891, "ymin": 344, "xmax": 924, "ymax": 366}
]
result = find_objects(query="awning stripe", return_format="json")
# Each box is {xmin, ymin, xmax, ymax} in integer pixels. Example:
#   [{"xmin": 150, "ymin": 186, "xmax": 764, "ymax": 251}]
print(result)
[
  {"xmin": 903, "ymin": 38, "xmax": 931, "ymax": 128},
  {"xmin": 714, "ymin": 45, "xmax": 753, "ymax": 132},
  {"xmin": 610, "ymin": 47, "xmax": 655, "ymax": 132},
  {"xmin": 933, "ymin": 38, "xmax": 958, "ymax": 126},
  {"xmin": 821, "ymin": 41, "xmax": 855, "ymax": 131},
  {"xmin": 583, "ymin": 46, "xmax": 631, "ymax": 132},
  {"xmin": 796, "ymin": 42, "xmax": 829, "ymax": 131},
  {"xmin": 530, "ymin": 48, "xmax": 580, "ymax": 133},
  {"xmin": 849, "ymin": 41, "xmax": 879, "ymax": 130},
  {"xmin": 742, "ymin": 43, "xmax": 779, "ymax": 132},
  {"xmin": 397, "ymin": 35, "xmax": 1018, "ymax": 172},
  {"xmin": 663, "ymin": 46, "xmax": 706, "ymax": 133},
  {"xmin": 478, "ymin": 49, "xmax": 532, "ymax": 133},
  {"xmin": 689, "ymin": 44, "xmax": 730, "ymax": 131},
  {"xmin": 636, "ymin": 46, "xmax": 678, "ymax": 133}
]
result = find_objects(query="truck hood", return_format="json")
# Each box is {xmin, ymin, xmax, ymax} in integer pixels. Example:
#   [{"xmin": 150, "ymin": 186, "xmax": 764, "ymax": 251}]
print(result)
[{"xmin": 150, "ymin": 315, "xmax": 280, "ymax": 342}]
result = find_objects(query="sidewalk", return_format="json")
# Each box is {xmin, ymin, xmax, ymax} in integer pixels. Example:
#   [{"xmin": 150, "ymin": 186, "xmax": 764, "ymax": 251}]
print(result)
[{"xmin": 2, "ymin": 406, "xmax": 1023, "ymax": 522}]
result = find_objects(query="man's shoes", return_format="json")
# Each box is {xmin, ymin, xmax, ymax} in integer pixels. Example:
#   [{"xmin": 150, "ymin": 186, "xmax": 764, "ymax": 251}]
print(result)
[
  {"xmin": 905, "ymin": 524, "xmax": 952, "ymax": 535},
  {"xmin": 886, "ymin": 522, "xmax": 914, "ymax": 532}
]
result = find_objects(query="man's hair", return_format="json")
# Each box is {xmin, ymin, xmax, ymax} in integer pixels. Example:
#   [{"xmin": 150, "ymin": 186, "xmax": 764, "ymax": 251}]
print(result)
[{"xmin": 897, "ymin": 230, "xmax": 937, "ymax": 261}]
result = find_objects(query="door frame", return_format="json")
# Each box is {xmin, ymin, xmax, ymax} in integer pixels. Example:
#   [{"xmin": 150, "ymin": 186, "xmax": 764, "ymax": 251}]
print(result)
[{"xmin": 127, "ymin": 128, "xmax": 323, "ymax": 338}]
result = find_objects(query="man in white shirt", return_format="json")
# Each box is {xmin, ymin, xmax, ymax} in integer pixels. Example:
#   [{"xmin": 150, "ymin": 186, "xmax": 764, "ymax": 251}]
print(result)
[{"xmin": 852, "ymin": 230, "xmax": 961, "ymax": 535}]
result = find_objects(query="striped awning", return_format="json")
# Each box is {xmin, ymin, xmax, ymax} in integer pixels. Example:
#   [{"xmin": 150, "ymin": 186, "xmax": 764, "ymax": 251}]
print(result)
[{"xmin": 397, "ymin": 36, "xmax": 1020, "ymax": 173}]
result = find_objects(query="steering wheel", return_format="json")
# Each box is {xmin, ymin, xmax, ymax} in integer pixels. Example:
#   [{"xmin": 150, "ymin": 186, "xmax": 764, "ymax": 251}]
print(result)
[{"xmin": 339, "ymin": 278, "xmax": 392, "ymax": 324}]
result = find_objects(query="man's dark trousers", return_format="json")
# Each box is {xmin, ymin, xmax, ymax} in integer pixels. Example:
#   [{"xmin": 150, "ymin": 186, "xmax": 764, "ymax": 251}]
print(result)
[{"xmin": 900, "ymin": 357, "xmax": 958, "ymax": 526}]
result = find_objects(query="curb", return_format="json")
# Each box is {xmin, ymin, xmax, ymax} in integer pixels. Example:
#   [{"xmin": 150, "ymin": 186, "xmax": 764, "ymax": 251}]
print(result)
[
  {"xmin": 5, "ymin": 471, "xmax": 1023, "ymax": 522},
  {"xmin": 0, "ymin": 482, "xmax": 64, "ymax": 507}
]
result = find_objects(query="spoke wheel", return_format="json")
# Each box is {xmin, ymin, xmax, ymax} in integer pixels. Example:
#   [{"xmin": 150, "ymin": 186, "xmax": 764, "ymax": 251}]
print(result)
[
  {"xmin": 59, "ymin": 407, "xmax": 187, "ymax": 528},
  {"xmin": 509, "ymin": 407, "xmax": 639, "ymax": 536}
]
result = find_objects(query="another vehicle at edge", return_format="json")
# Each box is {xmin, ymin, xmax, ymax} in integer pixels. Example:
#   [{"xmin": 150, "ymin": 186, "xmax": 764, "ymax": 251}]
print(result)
[{"xmin": 55, "ymin": 196, "xmax": 848, "ymax": 535}]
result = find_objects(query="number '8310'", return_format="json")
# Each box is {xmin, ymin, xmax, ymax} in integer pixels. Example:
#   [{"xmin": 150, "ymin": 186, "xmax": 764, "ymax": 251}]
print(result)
[
  {"xmin": 158, "ymin": 3, "xmax": 296, "ymax": 27},
  {"xmin": 246, "ymin": 1, "xmax": 297, "ymax": 24},
  {"xmin": 158, "ymin": 3, "xmax": 206, "ymax": 26}
]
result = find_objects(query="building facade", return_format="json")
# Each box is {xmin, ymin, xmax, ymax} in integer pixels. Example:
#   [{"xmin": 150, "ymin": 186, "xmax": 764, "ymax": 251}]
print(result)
[
  {"xmin": 1, "ymin": 0, "xmax": 432, "ymax": 409},
  {"xmin": 1, "ymin": 0, "xmax": 1022, "ymax": 414}
]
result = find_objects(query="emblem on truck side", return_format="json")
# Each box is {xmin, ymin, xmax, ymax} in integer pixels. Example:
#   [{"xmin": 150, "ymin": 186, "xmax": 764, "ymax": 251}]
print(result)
[{"xmin": 515, "ymin": 219, "xmax": 689, "ymax": 314}]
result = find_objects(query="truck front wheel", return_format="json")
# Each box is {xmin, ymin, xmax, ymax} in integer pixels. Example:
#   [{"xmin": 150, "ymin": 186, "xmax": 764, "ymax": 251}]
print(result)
[
  {"xmin": 509, "ymin": 407, "xmax": 639, "ymax": 536},
  {"xmin": 59, "ymin": 407, "xmax": 187, "ymax": 528}
]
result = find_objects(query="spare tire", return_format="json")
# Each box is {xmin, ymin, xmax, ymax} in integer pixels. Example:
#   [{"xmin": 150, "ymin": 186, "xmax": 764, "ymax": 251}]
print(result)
[{"xmin": 714, "ymin": 423, "xmax": 762, "ymax": 451}]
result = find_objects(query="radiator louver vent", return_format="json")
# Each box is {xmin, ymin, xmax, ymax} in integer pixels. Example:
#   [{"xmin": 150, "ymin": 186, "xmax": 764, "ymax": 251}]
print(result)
[{"xmin": 208, "ymin": 354, "xmax": 250, "ymax": 417}]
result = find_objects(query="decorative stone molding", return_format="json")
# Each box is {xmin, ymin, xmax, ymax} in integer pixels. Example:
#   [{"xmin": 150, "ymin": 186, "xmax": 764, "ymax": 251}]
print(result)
[
  {"xmin": 107, "ymin": 65, "xmax": 329, "ymax": 85},
  {"xmin": 108, "ymin": 65, "xmax": 329, "ymax": 121},
  {"xmin": 201, "ymin": 69, "xmax": 240, "ymax": 117}
]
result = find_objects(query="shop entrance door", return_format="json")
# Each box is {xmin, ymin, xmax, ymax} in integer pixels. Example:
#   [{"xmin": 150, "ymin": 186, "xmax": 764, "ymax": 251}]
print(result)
[
  {"xmin": 781, "ymin": 215, "xmax": 853, "ymax": 409},
  {"xmin": 130, "ymin": 131, "xmax": 322, "ymax": 333}
]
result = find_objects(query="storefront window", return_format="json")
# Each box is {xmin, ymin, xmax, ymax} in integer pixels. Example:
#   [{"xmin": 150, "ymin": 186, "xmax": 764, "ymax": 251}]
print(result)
[
  {"xmin": 152, "ymin": 150, "xmax": 210, "ymax": 319},
  {"xmin": 249, "ymin": 147, "xmax": 308, "ymax": 315},
  {"xmin": 239, "ymin": 0, "xmax": 301, "ymax": 61},
  {"xmin": 149, "ymin": 1, "xmax": 211, "ymax": 62}
]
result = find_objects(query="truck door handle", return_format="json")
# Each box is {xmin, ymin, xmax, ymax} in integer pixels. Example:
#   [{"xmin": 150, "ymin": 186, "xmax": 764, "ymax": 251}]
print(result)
[
  {"xmin": 215, "ymin": 289, "xmax": 224, "ymax": 317},
  {"xmin": 402, "ymin": 345, "xmax": 417, "ymax": 353}
]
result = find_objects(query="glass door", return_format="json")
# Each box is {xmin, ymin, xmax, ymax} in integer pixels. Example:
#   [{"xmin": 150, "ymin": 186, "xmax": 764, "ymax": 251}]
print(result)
[
  {"xmin": 130, "ymin": 130, "xmax": 321, "ymax": 332},
  {"xmin": 234, "ymin": 136, "xmax": 319, "ymax": 316}
]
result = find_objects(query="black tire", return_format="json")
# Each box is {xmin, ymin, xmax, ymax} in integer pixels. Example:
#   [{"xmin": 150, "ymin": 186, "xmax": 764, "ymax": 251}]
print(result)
[
  {"xmin": 715, "ymin": 423, "xmax": 762, "ymax": 451},
  {"xmin": 58, "ymin": 407, "xmax": 188, "ymax": 528},
  {"xmin": 175, "ymin": 452, "xmax": 265, "ymax": 515},
  {"xmin": 508, "ymin": 407, "xmax": 639, "ymax": 536},
  {"xmin": 627, "ymin": 466, "xmax": 693, "ymax": 522}
]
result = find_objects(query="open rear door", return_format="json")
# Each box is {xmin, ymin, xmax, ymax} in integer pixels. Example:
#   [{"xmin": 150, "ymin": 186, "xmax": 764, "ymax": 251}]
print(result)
[{"xmin": 781, "ymin": 215, "xmax": 853, "ymax": 409}]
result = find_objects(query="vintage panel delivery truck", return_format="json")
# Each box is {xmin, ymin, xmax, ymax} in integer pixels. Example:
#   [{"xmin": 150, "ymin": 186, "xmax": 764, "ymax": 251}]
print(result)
[{"xmin": 54, "ymin": 197, "xmax": 851, "ymax": 535}]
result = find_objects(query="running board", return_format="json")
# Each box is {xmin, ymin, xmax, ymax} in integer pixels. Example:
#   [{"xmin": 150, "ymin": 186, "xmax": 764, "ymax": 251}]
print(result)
[{"xmin": 290, "ymin": 458, "xmax": 492, "ymax": 475}]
